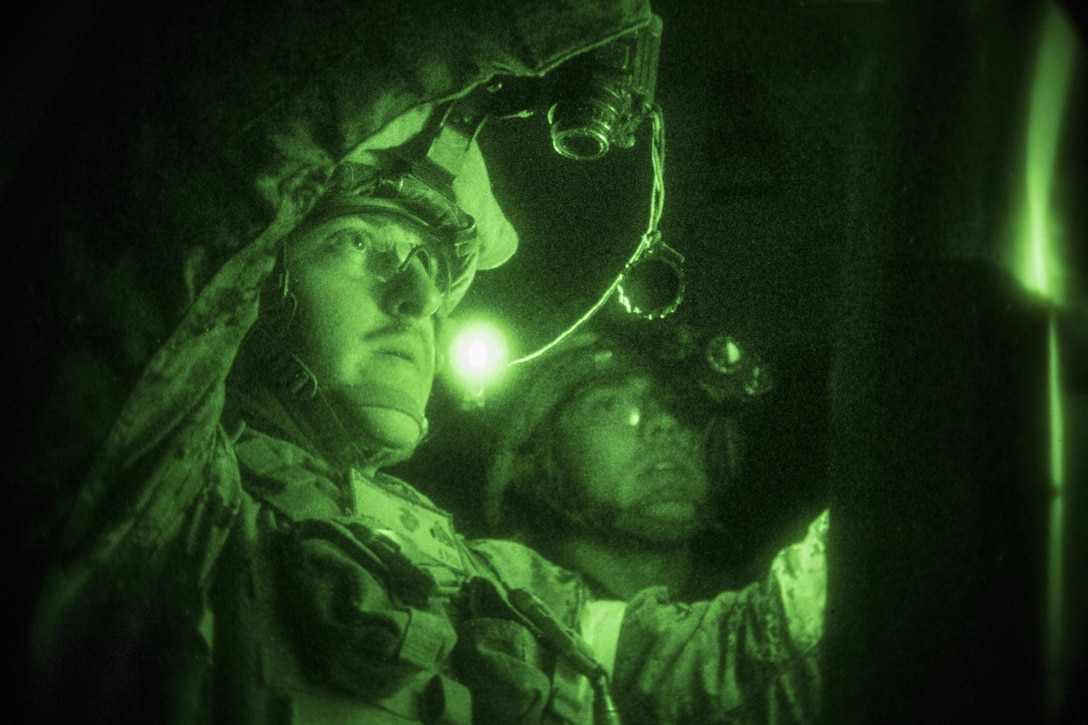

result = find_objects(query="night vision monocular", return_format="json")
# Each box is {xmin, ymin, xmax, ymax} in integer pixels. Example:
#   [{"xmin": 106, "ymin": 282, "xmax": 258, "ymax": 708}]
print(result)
[{"xmin": 547, "ymin": 14, "xmax": 663, "ymax": 161}]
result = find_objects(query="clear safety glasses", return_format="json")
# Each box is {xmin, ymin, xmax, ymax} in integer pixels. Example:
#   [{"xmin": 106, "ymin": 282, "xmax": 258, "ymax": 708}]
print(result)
[{"xmin": 302, "ymin": 206, "xmax": 478, "ymax": 316}]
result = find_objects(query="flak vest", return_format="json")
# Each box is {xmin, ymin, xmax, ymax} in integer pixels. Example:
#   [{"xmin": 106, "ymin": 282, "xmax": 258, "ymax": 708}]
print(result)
[{"xmin": 213, "ymin": 428, "xmax": 607, "ymax": 724}]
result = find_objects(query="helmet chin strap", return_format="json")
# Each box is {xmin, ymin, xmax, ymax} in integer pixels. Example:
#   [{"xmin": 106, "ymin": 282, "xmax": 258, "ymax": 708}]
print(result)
[
  {"xmin": 353, "ymin": 402, "xmax": 430, "ymax": 450},
  {"xmin": 268, "ymin": 353, "xmax": 429, "ymax": 469}
]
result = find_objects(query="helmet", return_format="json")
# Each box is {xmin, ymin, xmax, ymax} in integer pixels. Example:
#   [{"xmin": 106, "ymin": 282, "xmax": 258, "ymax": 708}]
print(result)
[
  {"xmin": 483, "ymin": 320, "xmax": 761, "ymax": 534},
  {"xmin": 483, "ymin": 331, "xmax": 636, "ymax": 531},
  {"xmin": 303, "ymin": 102, "xmax": 519, "ymax": 277},
  {"xmin": 230, "ymin": 104, "xmax": 520, "ymax": 469}
]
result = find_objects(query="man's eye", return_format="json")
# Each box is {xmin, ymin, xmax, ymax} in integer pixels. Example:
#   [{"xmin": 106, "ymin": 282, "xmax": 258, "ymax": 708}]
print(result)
[{"xmin": 328, "ymin": 227, "xmax": 373, "ymax": 252}]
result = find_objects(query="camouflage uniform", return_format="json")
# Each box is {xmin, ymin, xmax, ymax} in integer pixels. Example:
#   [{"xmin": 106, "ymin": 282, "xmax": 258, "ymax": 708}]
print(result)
[{"xmin": 27, "ymin": 2, "xmax": 826, "ymax": 722}]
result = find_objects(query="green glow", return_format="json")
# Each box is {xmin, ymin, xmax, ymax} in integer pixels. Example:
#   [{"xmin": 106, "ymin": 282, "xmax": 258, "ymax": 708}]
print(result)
[
  {"xmin": 449, "ymin": 320, "xmax": 508, "ymax": 385},
  {"xmin": 1017, "ymin": 5, "xmax": 1076, "ymax": 301},
  {"xmin": 726, "ymin": 340, "xmax": 741, "ymax": 365},
  {"xmin": 1046, "ymin": 315, "xmax": 1065, "ymax": 701},
  {"xmin": 1046, "ymin": 322, "xmax": 1065, "ymax": 510},
  {"xmin": 1014, "ymin": 5, "xmax": 1078, "ymax": 716},
  {"xmin": 466, "ymin": 339, "xmax": 489, "ymax": 372}
]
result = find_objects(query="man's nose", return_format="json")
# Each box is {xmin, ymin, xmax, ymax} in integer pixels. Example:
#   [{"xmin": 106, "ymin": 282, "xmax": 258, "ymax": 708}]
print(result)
[{"xmin": 383, "ymin": 260, "xmax": 443, "ymax": 321}]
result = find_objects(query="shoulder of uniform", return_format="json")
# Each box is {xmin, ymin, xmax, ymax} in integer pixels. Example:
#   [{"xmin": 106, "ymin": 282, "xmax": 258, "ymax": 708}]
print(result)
[
  {"xmin": 234, "ymin": 427, "xmax": 348, "ymax": 516},
  {"xmin": 466, "ymin": 538, "xmax": 588, "ymax": 626}
]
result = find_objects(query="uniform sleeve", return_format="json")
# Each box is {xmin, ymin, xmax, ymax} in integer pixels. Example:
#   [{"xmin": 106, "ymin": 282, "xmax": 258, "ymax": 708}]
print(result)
[
  {"xmin": 613, "ymin": 510, "xmax": 829, "ymax": 725},
  {"xmin": 29, "ymin": 209, "xmax": 300, "ymax": 667}
]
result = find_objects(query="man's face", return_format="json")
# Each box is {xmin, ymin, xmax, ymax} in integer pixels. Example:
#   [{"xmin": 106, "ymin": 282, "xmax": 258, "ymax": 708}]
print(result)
[
  {"xmin": 285, "ymin": 212, "xmax": 445, "ymax": 453},
  {"xmin": 555, "ymin": 374, "xmax": 711, "ymax": 542}
]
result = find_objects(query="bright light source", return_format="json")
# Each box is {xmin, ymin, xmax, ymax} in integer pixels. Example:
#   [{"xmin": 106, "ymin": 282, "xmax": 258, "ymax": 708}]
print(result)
[
  {"xmin": 466, "ymin": 339, "xmax": 489, "ymax": 372},
  {"xmin": 726, "ymin": 340, "xmax": 741, "ymax": 365},
  {"xmin": 451, "ymin": 323, "xmax": 507, "ymax": 381},
  {"xmin": 444, "ymin": 320, "xmax": 510, "ymax": 406}
]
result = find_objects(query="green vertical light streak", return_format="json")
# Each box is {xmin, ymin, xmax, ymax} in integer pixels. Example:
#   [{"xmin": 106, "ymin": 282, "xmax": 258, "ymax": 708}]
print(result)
[
  {"xmin": 1019, "ymin": 5, "xmax": 1075, "ymax": 301},
  {"xmin": 1046, "ymin": 315, "xmax": 1065, "ymax": 715},
  {"xmin": 1016, "ymin": 3, "xmax": 1076, "ymax": 717}
]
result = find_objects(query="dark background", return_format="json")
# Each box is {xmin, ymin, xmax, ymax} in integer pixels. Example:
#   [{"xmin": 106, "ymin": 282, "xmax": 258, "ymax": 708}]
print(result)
[{"xmin": 3, "ymin": 0, "xmax": 1087, "ymax": 722}]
